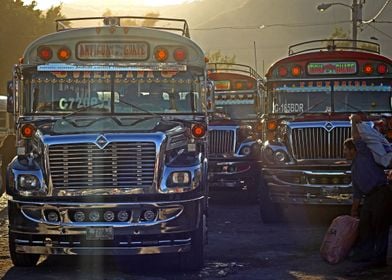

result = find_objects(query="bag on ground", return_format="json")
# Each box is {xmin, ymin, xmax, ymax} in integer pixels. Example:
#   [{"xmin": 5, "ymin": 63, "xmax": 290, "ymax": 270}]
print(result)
[{"xmin": 320, "ymin": 215, "xmax": 359, "ymax": 264}]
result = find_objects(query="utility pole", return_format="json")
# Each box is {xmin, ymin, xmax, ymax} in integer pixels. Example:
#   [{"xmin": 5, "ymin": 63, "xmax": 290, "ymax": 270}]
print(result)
[{"xmin": 351, "ymin": 0, "xmax": 363, "ymax": 46}]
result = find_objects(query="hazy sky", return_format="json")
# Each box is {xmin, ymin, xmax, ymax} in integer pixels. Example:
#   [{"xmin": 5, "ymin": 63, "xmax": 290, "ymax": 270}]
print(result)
[{"xmin": 24, "ymin": 0, "xmax": 195, "ymax": 10}]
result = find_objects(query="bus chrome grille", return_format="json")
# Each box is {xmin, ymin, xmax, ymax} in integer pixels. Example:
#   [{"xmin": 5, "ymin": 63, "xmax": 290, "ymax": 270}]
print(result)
[
  {"xmin": 49, "ymin": 142, "xmax": 156, "ymax": 188},
  {"xmin": 208, "ymin": 129, "xmax": 235, "ymax": 155},
  {"xmin": 290, "ymin": 126, "xmax": 351, "ymax": 160}
]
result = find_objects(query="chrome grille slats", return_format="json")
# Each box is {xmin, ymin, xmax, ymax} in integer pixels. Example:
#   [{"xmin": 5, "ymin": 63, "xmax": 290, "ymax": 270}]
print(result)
[
  {"xmin": 290, "ymin": 123, "xmax": 351, "ymax": 160},
  {"xmin": 208, "ymin": 128, "xmax": 236, "ymax": 155},
  {"xmin": 49, "ymin": 142, "xmax": 156, "ymax": 188}
]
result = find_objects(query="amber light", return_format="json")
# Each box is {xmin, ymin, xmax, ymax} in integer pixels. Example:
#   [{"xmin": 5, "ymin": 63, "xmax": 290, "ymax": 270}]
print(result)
[
  {"xmin": 291, "ymin": 65, "xmax": 301, "ymax": 76},
  {"xmin": 173, "ymin": 48, "xmax": 186, "ymax": 61},
  {"xmin": 154, "ymin": 47, "xmax": 168, "ymax": 62},
  {"xmin": 363, "ymin": 64, "xmax": 374, "ymax": 74},
  {"xmin": 57, "ymin": 47, "xmax": 71, "ymax": 61},
  {"xmin": 386, "ymin": 130, "xmax": 392, "ymax": 139},
  {"xmin": 278, "ymin": 66, "xmax": 288, "ymax": 77},
  {"xmin": 191, "ymin": 123, "xmax": 206, "ymax": 138},
  {"xmin": 377, "ymin": 63, "xmax": 388, "ymax": 74},
  {"xmin": 267, "ymin": 120, "xmax": 278, "ymax": 131},
  {"xmin": 234, "ymin": 82, "xmax": 244, "ymax": 90},
  {"xmin": 21, "ymin": 124, "xmax": 36, "ymax": 138},
  {"xmin": 38, "ymin": 46, "xmax": 53, "ymax": 61}
]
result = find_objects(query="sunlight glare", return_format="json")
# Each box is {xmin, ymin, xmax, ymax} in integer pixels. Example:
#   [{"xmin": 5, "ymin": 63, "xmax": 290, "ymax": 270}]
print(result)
[{"xmin": 142, "ymin": 0, "xmax": 193, "ymax": 6}]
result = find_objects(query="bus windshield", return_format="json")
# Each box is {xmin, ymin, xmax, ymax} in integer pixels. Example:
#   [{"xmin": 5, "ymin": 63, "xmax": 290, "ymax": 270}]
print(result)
[
  {"xmin": 271, "ymin": 80, "xmax": 392, "ymax": 114},
  {"xmin": 215, "ymin": 97, "xmax": 258, "ymax": 120},
  {"xmin": 21, "ymin": 69, "xmax": 204, "ymax": 115}
]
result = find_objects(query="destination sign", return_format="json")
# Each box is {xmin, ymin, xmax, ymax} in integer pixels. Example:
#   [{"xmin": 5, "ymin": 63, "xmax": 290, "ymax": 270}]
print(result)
[
  {"xmin": 307, "ymin": 62, "xmax": 357, "ymax": 75},
  {"xmin": 76, "ymin": 42, "xmax": 149, "ymax": 60}
]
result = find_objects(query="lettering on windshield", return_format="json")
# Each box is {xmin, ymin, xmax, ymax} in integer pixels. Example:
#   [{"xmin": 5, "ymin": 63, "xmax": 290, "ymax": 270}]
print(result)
[{"xmin": 274, "ymin": 103, "xmax": 304, "ymax": 113}]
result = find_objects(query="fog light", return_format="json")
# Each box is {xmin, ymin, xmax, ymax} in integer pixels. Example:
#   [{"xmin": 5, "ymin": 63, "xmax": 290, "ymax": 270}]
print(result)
[
  {"xmin": 47, "ymin": 211, "xmax": 59, "ymax": 223},
  {"xmin": 142, "ymin": 210, "xmax": 156, "ymax": 222},
  {"xmin": 74, "ymin": 211, "xmax": 85, "ymax": 222},
  {"xmin": 332, "ymin": 177, "xmax": 340, "ymax": 185},
  {"xmin": 309, "ymin": 177, "xmax": 317, "ymax": 184},
  {"xmin": 103, "ymin": 210, "xmax": 115, "ymax": 222},
  {"xmin": 88, "ymin": 210, "xmax": 100, "ymax": 222},
  {"xmin": 117, "ymin": 210, "xmax": 129, "ymax": 222}
]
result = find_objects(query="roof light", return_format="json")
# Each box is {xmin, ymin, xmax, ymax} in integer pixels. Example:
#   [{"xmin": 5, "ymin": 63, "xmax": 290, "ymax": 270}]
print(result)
[
  {"xmin": 363, "ymin": 64, "xmax": 374, "ymax": 74},
  {"xmin": 278, "ymin": 66, "xmax": 288, "ymax": 77},
  {"xmin": 377, "ymin": 63, "xmax": 388, "ymax": 75},
  {"xmin": 234, "ymin": 81, "xmax": 245, "ymax": 90},
  {"xmin": 57, "ymin": 47, "xmax": 71, "ymax": 61},
  {"xmin": 173, "ymin": 48, "xmax": 186, "ymax": 61},
  {"xmin": 154, "ymin": 47, "xmax": 168, "ymax": 62},
  {"xmin": 21, "ymin": 123, "xmax": 36, "ymax": 138},
  {"xmin": 38, "ymin": 46, "xmax": 53, "ymax": 61},
  {"xmin": 191, "ymin": 123, "xmax": 206, "ymax": 138},
  {"xmin": 247, "ymin": 81, "xmax": 254, "ymax": 89},
  {"xmin": 291, "ymin": 65, "xmax": 302, "ymax": 76},
  {"xmin": 267, "ymin": 120, "xmax": 278, "ymax": 131}
]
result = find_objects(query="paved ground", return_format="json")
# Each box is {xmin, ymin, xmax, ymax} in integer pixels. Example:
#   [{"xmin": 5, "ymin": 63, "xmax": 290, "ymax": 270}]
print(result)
[{"xmin": 0, "ymin": 193, "xmax": 391, "ymax": 279}]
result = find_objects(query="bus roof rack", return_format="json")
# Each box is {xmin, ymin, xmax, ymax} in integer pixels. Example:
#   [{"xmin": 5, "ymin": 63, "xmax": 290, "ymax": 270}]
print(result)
[
  {"xmin": 288, "ymin": 39, "xmax": 380, "ymax": 56},
  {"xmin": 56, "ymin": 16, "xmax": 191, "ymax": 38},
  {"xmin": 208, "ymin": 63, "xmax": 262, "ymax": 81}
]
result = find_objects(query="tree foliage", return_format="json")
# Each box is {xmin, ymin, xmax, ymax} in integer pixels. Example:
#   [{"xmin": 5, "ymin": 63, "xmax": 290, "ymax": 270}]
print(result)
[
  {"xmin": 206, "ymin": 50, "xmax": 236, "ymax": 64},
  {"xmin": 0, "ymin": 0, "xmax": 66, "ymax": 93}
]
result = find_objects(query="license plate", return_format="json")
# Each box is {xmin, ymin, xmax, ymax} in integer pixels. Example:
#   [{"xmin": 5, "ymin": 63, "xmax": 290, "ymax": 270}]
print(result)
[{"xmin": 86, "ymin": 227, "xmax": 114, "ymax": 241}]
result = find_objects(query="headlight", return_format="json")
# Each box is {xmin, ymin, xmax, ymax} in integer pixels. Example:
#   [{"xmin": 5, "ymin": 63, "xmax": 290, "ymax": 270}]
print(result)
[
  {"xmin": 168, "ymin": 171, "xmax": 191, "ymax": 187},
  {"xmin": 240, "ymin": 146, "xmax": 252, "ymax": 156},
  {"xmin": 274, "ymin": 150, "xmax": 287, "ymax": 162},
  {"xmin": 18, "ymin": 174, "xmax": 40, "ymax": 191}
]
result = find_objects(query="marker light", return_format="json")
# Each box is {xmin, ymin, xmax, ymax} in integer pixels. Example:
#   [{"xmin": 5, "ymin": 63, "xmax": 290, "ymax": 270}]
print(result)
[
  {"xmin": 377, "ymin": 63, "xmax": 388, "ymax": 75},
  {"xmin": 267, "ymin": 120, "xmax": 278, "ymax": 131},
  {"xmin": 291, "ymin": 65, "xmax": 302, "ymax": 76},
  {"xmin": 57, "ymin": 47, "xmax": 71, "ymax": 61},
  {"xmin": 234, "ymin": 81, "xmax": 244, "ymax": 90},
  {"xmin": 278, "ymin": 66, "xmax": 288, "ymax": 77},
  {"xmin": 38, "ymin": 46, "xmax": 53, "ymax": 61},
  {"xmin": 154, "ymin": 47, "xmax": 168, "ymax": 62},
  {"xmin": 173, "ymin": 48, "xmax": 186, "ymax": 61},
  {"xmin": 21, "ymin": 124, "xmax": 36, "ymax": 138},
  {"xmin": 247, "ymin": 81, "xmax": 254, "ymax": 89},
  {"xmin": 363, "ymin": 64, "xmax": 374, "ymax": 74},
  {"xmin": 191, "ymin": 123, "xmax": 206, "ymax": 138}
]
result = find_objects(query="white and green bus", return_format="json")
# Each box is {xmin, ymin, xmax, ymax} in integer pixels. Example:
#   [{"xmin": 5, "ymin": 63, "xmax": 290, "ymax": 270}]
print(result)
[{"xmin": 6, "ymin": 16, "xmax": 210, "ymax": 270}]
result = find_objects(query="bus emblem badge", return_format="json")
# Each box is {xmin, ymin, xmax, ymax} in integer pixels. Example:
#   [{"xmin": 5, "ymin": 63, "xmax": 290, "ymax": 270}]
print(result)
[
  {"xmin": 324, "ymin": 122, "xmax": 334, "ymax": 132},
  {"xmin": 95, "ymin": 135, "xmax": 109, "ymax": 149}
]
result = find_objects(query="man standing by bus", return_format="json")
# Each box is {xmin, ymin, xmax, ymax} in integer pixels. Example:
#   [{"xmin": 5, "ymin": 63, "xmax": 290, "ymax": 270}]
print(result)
[{"xmin": 343, "ymin": 114, "xmax": 391, "ymax": 268}]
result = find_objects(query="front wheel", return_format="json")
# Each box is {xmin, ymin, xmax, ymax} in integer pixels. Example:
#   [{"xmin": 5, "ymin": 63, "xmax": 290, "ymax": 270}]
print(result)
[
  {"xmin": 178, "ymin": 214, "xmax": 206, "ymax": 271},
  {"xmin": 9, "ymin": 232, "xmax": 40, "ymax": 267}
]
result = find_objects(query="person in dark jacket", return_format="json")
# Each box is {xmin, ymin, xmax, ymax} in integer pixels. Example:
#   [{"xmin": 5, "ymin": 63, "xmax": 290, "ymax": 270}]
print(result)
[{"xmin": 343, "ymin": 114, "xmax": 392, "ymax": 268}]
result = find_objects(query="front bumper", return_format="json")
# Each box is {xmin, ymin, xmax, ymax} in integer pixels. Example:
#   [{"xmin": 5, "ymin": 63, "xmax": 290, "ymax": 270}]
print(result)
[
  {"xmin": 208, "ymin": 159, "xmax": 260, "ymax": 190},
  {"xmin": 8, "ymin": 196, "xmax": 205, "ymax": 256},
  {"xmin": 262, "ymin": 167, "xmax": 353, "ymax": 205}
]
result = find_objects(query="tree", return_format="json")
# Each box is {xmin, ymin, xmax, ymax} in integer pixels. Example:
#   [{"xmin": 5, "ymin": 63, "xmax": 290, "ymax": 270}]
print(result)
[
  {"xmin": 0, "ymin": 0, "xmax": 66, "ymax": 93},
  {"xmin": 206, "ymin": 50, "xmax": 236, "ymax": 64}
]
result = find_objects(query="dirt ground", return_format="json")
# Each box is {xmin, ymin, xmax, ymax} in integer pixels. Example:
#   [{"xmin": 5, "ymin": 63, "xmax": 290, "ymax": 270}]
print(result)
[{"xmin": 0, "ymin": 194, "xmax": 391, "ymax": 280}]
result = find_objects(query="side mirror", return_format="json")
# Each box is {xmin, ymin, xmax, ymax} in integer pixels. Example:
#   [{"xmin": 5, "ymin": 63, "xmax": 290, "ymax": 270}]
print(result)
[
  {"xmin": 206, "ymin": 80, "xmax": 215, "ymax": 113},
  {"xmin": 6, "ymin": 80, "xmax": 14, "ymax": 113}
]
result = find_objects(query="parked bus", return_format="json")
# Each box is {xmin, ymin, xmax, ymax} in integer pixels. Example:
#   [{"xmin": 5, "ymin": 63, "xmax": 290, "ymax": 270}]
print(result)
[
  {"xmin": 207, "ymin": 63, "xmax": 264, "ymax": 200},
  {"xmin": 259, "ymin": 39, "xmax": 392, "ymax": 222},
  {"xmin": 6, "ymin": 16, "xmax": 210, "ymax": 270}
]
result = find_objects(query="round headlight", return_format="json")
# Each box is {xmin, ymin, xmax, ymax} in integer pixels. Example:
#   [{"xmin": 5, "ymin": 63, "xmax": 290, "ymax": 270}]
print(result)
[
  {"xmin": 103, "ymin": 210, "xmax": 115, "ymax": 222},
  {"xmin": 142, "ymin": 210, "xmax": 156, "ymax": 222},
  {"xmin": 74, "ymin": 211, "xmax": 85, "ymax": 222},
  {"xmin": 240, "ymin": 146, "xmax": 252, "ymax": 156},
  {"xmin": 47, "ymin": 211, "xmax": 59, "ymax": 223},
  {"xmin": 274, "ymin": 150, "xmax": 287, "ymax": 162},
  {"xmin": 88, "ymin": 210, "xmax": 100, "ymax": 222},
  {"xmin": 117, "ymin": 210, "xmax": 129, "ymax": 222}
]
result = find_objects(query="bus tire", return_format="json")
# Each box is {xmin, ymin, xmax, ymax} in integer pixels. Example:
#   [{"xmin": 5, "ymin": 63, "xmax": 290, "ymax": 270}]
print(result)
[
  {"xmin": 178, "ymin": 215, "xmax": 206, "ymax": 271},
  {"xmin": 9, "ymin": 232, "xmax": 40, "ymax": 267},
  {"xmin": 258, "ymin": 180, "xmax": 283, "ymax": 223}
]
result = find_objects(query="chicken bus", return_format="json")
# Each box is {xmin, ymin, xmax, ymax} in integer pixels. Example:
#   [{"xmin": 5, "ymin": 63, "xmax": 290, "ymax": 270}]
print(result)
[
  {"xmin": 259, "ymin": 39, "xmax": 392, "ymax": 223},
  {"xmin": 6, "ymin": 16, "xmax": 211, "ymax": 270},
  {"xmin": 207, "ymin": 63, "xmax": 264, "ymax": 200}
]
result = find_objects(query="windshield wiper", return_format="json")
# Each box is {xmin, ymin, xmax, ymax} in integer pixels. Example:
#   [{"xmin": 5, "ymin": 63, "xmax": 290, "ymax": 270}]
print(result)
[
  {"xmin": 296, "ymin": 97, "xmax": 329, "ymax": 118},
  {"xmin": 118, "ymin": 98, "xmax": 162, "ymax": 117},
  {"xmin": 62, "ymin": 102, "xmax": 107, "ymax": 120}
]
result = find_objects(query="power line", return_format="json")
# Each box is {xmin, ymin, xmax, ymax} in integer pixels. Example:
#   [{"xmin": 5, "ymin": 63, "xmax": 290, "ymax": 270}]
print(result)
[
  {"xmin": 362, "ymin": 0, "xmax": 392, "ymax": 24},
  {"xmin": 368, "ymin": 22, "xmax": 392, "ymax": 39}
]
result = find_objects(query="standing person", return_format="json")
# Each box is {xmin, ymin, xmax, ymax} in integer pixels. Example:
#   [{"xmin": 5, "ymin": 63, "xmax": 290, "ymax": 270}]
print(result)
[{"xmin": 343, "ymin": 114, "xmax": 391, "ymax": 268}]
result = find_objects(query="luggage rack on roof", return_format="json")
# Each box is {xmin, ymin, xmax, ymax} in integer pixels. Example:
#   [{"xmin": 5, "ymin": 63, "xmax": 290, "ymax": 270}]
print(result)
[
  {"xmin": 288, "ymin": 39, "xmax": 380, "ymax": 56},
  {"xmin": 207, "ymin": 63, "xmax": 262, "ymax": 81},
  {"xmin": 56, "ymin": 16, "xmax": 190, "ymax": 38}
]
